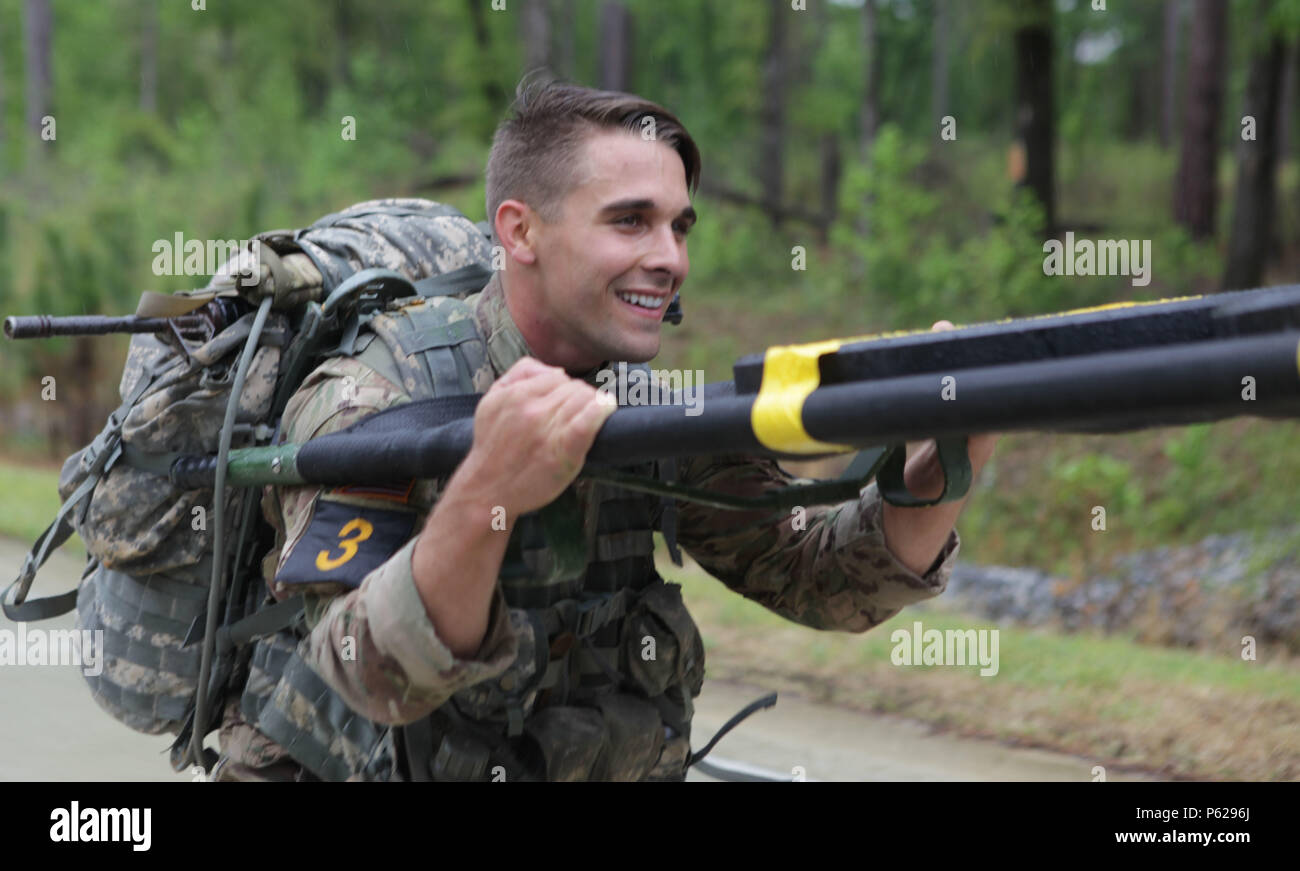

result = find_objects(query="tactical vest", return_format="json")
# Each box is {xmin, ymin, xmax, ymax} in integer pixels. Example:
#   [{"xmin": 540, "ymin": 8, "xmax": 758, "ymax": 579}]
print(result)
[{"xmin": 237, "ymin": 291, "xmax": 703, "ymax": 782}]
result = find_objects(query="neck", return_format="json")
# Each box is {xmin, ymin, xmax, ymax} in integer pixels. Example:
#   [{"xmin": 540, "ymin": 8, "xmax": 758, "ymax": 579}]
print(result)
[{"xmin": 501, "ymin": 270, "xmax": 603, "ymax": 375}]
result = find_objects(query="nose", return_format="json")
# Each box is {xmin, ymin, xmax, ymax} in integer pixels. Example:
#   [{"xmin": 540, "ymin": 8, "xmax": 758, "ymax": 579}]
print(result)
[{"xmin": 642, "ymin": 220, "xmax": 689, "ymax": 287}]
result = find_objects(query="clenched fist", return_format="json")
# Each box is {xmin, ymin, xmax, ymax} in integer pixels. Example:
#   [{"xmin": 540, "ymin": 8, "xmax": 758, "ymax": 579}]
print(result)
[{"xmin": 454, "ymin": 357, "xmax": 618, "ymax": 517}]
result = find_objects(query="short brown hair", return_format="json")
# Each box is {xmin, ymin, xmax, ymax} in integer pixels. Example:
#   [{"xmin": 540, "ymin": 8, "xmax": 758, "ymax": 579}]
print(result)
[{"xmin": 485, "ymin": 74, "xmax": 701, "ymax": 225}]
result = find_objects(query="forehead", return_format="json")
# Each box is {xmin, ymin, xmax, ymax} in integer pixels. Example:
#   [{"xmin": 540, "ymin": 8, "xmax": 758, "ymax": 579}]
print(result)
[{"xmin": 568, "ymin": 129, "xmax": 690, "ymax": 208}]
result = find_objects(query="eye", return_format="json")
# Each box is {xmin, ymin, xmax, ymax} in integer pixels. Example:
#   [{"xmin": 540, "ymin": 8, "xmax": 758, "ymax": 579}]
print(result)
[
  {"xmin": 616, "ymin": 214, "xmax": 643, "ymax": 227},
  {"xmin": 674, "ymin": 221, "xmax": 692, "ymax": 237}
]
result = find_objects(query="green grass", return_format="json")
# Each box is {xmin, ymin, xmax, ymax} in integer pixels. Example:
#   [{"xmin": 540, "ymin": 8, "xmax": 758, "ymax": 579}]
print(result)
[
  {"xmin": 668, "ymin": 552, "xmax": 1300, "ymax": 701},
  {"xmin": 0, "ymin": 458, "xmax": 82, "ymax": 554},
  {"xmin": 663, "ymin": 547, "xmax": 1300, "ymax": 779}
]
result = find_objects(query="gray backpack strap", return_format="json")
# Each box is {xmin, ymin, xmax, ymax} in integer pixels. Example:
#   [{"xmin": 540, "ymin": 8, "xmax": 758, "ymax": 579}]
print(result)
[
  {"xmin": 412, "ymin": 263, "xmax": 493, "ymax": 299},
  {"xmin": 3, "ymin": 354, "xmax": 175, "ymax": 621}
]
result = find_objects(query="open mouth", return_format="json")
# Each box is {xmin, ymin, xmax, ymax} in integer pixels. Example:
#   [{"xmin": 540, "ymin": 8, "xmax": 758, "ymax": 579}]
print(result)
[{"xmin": 615, "ymin": 290, "xmax": 665, "ymax": 315}]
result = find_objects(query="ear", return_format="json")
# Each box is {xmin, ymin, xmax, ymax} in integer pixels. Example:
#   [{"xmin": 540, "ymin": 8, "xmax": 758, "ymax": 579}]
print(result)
[{"xmin": 495, "ymin": 199, "xmax": 538, "ymax": 266}]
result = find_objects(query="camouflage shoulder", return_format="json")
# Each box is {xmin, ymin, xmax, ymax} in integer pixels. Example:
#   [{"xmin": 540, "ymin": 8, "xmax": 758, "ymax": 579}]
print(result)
[{"xmin": 281, "ymin": 353, "xmax": 413, "ymax": 445}]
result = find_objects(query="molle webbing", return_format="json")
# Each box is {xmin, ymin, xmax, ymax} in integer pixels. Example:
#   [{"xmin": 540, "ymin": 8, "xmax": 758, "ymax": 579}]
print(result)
[{"xmin": 365, "ymin": 299, "xmax": 489, "ymax": 399}]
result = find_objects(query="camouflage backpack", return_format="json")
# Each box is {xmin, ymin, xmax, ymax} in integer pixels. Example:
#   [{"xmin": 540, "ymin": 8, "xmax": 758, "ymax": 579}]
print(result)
[{"xmin": 2, "ymin": 198, "xmax": 499, "ymax": 772}]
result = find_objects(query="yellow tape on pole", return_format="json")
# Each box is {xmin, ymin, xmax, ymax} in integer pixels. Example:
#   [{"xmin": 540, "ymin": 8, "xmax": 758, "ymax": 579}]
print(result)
[
  {"xmin": 750, "ymin": 294, "xmax": 1210, "ymax": 454},
  {"xmin": 751, "ymin": 337, "xmax": 860, "ymax": 455}
]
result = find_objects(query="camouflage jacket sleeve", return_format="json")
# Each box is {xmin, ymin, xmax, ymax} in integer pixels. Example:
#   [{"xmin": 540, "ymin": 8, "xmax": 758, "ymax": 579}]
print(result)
[
  {"xmin": 260, "ymin": 353, "xmax": 519, "ymax": 725},
  {"xmin": 671, "ymin": 453, "xmax": 960, "ymax": 632}
]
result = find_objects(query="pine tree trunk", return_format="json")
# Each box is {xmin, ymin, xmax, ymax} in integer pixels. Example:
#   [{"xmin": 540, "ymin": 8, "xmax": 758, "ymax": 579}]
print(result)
[
  {"xmin": 466, "ymin": 0, "xmax": 505, "ymax": 111},
  {"xmin": 0, "ymin": 23, "xmax": 6, "ymax": 149},
  {"xmin": 522, "ymin": 0, "xmax": 551, "ymax": 77},
  {"xmin": 139, "ymin": 0, "xmax": 158, "ymax": 113},
  {"xmin": 1223, "ymin": 34, "xmax": 1286, "ymax": 289},
  {"xmin": 933, "ymin": 0, "xmax": 951, "ymax": 124},
  {"xmin": 1014, "ymin": 0, "xmax": 1055, "ymax": 234},
  {"xmin": 560, "ymin": 0, "xmax": 576, "ymax": 79},
  {"xmin": 859, "ymin": 0, "xmax": 880, "ymax": 159},
  {"xmin": 24, "ymin": 0, "xmax": 52, "ymax": 156},
  {"xmin": 1279, "ymin": 45, "xmax": 1296, "ymax": 160},
  {"xmin": 1173, "ymin": 0, "xmax": 1228, "ymax": 240},
  {"xmin": 759, "ymin": 0, "xmax": 788, "ymax": 229},
  {"xmin": 1160, "ymin": 0, "xmax": 1184, "ymax": 148},
  {"xmin": 599, "ymin": 2, "xmax": 632, "ymax": 92}
]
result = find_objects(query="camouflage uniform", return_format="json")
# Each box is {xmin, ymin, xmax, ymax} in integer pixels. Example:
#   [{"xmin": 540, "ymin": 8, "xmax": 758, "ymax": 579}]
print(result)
[{"xmin": 213, "ymin": 270, "xmax": 960, "ymax": 781}]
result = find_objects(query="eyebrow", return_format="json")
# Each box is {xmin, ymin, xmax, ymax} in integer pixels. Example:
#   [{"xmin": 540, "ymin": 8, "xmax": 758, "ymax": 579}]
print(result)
[{"xmin": 600, "ymin": 198, "xmax": 697, "ymax": 226}]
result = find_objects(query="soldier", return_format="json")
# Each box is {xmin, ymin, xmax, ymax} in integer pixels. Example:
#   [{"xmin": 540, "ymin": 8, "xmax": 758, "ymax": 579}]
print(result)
[{"xmin": 212, "ymin": 77, "xmax": 998, "ymax": 782}]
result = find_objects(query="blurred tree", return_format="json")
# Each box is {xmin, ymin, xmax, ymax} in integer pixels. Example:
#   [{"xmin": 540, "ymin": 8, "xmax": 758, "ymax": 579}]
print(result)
[
  {"xmin": 559, "ymin": 0, "xmax": 576, "ymax": 79},
  {"xmin": 813, "ymin": 0, "xmax": 840, "ymax": 240},
  {"xmin": 599, "ymin": 0, "xmax": 632, "ymax": 91},
  {"xmin": 1124, "ymin": 1, "xmax": 1165, "ymax": 142},
  {"xmin": 1174, "ymin": 0, "xmax": 1228, "ymax": 240},
  {"xmin": 859, "ymin": 0, "xmax": 880, "ymax": 157},
  {"xmin": 1012, "ymin": 0, "xmax": 1053, "ymax": 234},
  {"xmin": 334, "ymin": 0, "xmax": 356, "ymax": 91},
  {"xmin": 759, "ymin": 0, "xmax": 788, "ymax": 229},
  {"xmin": 1224, "ymin": 10, "xmax": 1286, "ymax": 289},
  {"xmin": 0, "ymin": 19, "xmax": 6, "ymax": 151},
  {"xmin": 23, "ymin": 0, "xmax": 52, "ymax": 158},
  {"xmin": 139, "ymin": 0, "xmax": 157, "ymax": 114},
  {"xmin": 522, "ymin": 0, "xmax": 552, "ymax": 77},
  {"xmin": 933, "ymin": 0, "xmax": 951, "ymax": 125},
  {"xmin": 1279, "ymin": 46, "xmax": 1296, "ymax": 157},
  {"xmin": 1161, "ymin": 0, "xmax": 1185, "ymax": 148},
  {"xmin": 466, "ymin": 0, "xmax": 507, "ymax": 113}
]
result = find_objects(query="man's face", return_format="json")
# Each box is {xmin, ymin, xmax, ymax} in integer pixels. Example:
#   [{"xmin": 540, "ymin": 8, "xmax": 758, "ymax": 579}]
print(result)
[{"xmin": 527, "ymin": 129, "xmax": 695, "ymax": 369}]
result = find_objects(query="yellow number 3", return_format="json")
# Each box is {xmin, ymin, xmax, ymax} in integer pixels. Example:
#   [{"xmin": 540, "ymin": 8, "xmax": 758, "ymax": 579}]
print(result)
[{"xmin": 315, "ymin": 517, "xmax": 374, "ymax": 572}]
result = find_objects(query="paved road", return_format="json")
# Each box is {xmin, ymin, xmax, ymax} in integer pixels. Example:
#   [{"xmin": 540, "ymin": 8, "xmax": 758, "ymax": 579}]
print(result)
[{"xmin": 0, "ymin": 538, "xmax": 1157, "ymax": 782}]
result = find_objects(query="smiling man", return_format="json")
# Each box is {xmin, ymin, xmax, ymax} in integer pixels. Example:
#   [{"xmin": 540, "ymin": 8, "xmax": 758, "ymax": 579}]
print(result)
[{"xmin": 212, "ymin": 78, "xmax": 995, "ymax": 782}]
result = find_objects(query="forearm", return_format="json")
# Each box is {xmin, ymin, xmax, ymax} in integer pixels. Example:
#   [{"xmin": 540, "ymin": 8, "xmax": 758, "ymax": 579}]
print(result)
[
  {"xmin": 411, "ymin": 462, "xmax": 513, "ymax": 659},
  {"xmin": 673, "ymin": 453, "xmax": 960, "ymax": 632},
  {"xmin": 881, "ymin": 439, "xmax": 989, "ymax": 576}
]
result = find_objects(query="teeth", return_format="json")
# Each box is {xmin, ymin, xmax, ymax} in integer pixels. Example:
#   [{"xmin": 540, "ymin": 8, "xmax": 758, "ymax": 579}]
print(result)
[{"xmin": 617, "ymin": 292, "xmax": 660, "ymax": 310}]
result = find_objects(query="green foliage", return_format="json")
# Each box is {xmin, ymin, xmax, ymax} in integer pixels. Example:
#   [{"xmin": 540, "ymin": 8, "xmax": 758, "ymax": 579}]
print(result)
[
  {"xmin": 1052, "ymin": 452, "xmax": 1143, "ymax": 518},
  {"xmin": 831, "ymin": 125, "xmax": 1061, "ymax": 326},
  {"xmin": 1147, "ymin": 424, "xmax": 1235, "ymax": 539},
  {"xmin": 0, "ymin": 0, "xmax": 1292, "ymax": 567},
  {"xmin": 684, "ymin": 202, "xmax": 792, "ymax": 290}
]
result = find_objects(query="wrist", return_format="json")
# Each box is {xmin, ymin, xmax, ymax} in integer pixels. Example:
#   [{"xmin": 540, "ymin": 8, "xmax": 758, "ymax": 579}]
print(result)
[
  {"xmin": 902, "ymin": 454, "xmax": 947, "ymax": 501},
  {"xmin": 431, "ymin": 460, "xmax": 516, "ymax": 536}
]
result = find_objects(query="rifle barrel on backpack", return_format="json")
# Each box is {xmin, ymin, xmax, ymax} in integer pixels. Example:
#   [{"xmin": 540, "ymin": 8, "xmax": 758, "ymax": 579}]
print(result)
[{"xmin": 3, "ymin": 297, "xmax": 251, "ymax": 341}]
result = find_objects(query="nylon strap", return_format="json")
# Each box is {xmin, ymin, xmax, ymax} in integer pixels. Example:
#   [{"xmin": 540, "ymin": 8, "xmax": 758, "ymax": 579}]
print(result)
[
  {"xmin": 686, "ymin": 692, "xmax": 778, "ymax": 768},
  {"xmin": 214, "ymin": 595, "xmax": 305, "ymax": 653},
  {"xmin": 3, "ymin": 354, "xmax": 172, "ymax": 621},
  {"xmin": 412, "ymin": 263, "xmax": 493, "ymax": 298}
]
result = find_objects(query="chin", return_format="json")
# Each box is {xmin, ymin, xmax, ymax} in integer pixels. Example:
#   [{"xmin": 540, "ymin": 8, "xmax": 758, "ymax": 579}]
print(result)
[{"xmin": 614, "ymin": 340, "xmax": 660, "ymax": 364}]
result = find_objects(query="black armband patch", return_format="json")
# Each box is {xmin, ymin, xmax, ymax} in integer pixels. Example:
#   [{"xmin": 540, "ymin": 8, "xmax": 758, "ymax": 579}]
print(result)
[{"xmin": 277, "ymin": 499, "xmax": 417, "ymax": 589}]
